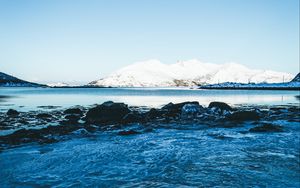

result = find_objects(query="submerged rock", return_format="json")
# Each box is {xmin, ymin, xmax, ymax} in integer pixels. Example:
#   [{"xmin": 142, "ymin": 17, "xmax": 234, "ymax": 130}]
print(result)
[
  {"xmin": 249, "ymin": 123, "xmax": 284, "ymax": 132},
  {"xmin": 226, "ymin": 111, "xmax": 260, "ymax": 121},
  {"xmin": 208, "ymin": 102, "xmax": 232, "ymax": 111},
  {"xmin": 85, "ymin": 101, "xmax": 131, "ymax": 124},
  {"xmin": 118, "ymin": 130, "xmax": 140, "ymax": 136},
  {"xmin": 7, "ymin": 109, "xmax": 19, "ymax": 117}
]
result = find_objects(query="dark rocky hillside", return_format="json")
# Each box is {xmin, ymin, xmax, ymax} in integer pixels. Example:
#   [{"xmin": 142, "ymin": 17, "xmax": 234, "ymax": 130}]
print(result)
[
  {"xmin": 0, "ymin": 72, "xmax": 43, "ymax": 87},
  {"xmin": 291, "ymin": 73, "xmax": 300, "ymax": 82}
]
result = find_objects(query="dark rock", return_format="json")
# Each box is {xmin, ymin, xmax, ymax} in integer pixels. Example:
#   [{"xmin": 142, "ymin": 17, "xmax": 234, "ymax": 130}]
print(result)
[
  {"xmin": 7, "ymin": 109, "xmax": 19, "ymax": 117},
  {"xmin": 208, "ymin": 102, "xmax": 233, "ymax": 111},
  {"xmin": 37, "ymin": 113, "xmax": 52, "ymax": 119},
  {"xmin": 181, "ymin": 104, "xmax": 202, "ymax": 119},
  {"xmin": 65, "ymin": 114, "xmax": 80, "ymax": 121},
  {"xmin": 2, "ymin": 128, "xmax": 43, "ymax": 144},
  {"xmin": 122, "ymin": 112, "xmax": 144, "ymax": 124},
  {"xmin": 146, "ymin": 108, "xmax": 162, "ymax": 119},
  {"xmin": 85, "ymin": 101, "xmax": 131, "ymax": 124},
  {"xmin": 226, "ymin": 111, "xmax": 260, "ymax": 121},
  {"xmin": 18, "ymin": 119, "xmax": 29, "ymax": 125},
  {"xmin": 64, "ymin": 108, "xmax": 83, "ymax": 115},
  {"xmin": 162, "ymin": 101, "xmax": 200, "ymax": 113},
  {"xmin": 249, "ymin": 123, "xmax": 284, "ymax": 132},
  {"xmin": 84, "ymin": 124, "xmax": 98, "ymax": 132},
  {"xmin": 118, "ymin": 130, "xmax": 140, "ymax": 136}
]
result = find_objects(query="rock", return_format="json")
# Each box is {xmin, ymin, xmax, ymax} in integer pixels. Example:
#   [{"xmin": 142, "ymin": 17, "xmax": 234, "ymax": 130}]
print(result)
[
  {"xmin": 85, "ymin": 101, "xmax": 131, "ymax": 124},
  {"xmin": 65, "ymin": 114, "xmax": 80, "ymax": 121},
  {"xmin": 146, "ymin": 108, "xmax": 162, "ymax": 119},
  {"xmin": 181, "ymin": 104, "xmax": 202, "ymax": 119},
  {"xmin": 3, "ymin": 128, "xmax": 43, "ymax": 144},
  {"xmin": 7, "ymin": 109, "xmax": 19, "ymax": 117},
  {"xmin": 249, "ymin": 123, "xmax": 284, "ymax": 132},
  {"xmin": 162, "ymin": 101, "xmax": 199, "ymax": 113},
  {"xmin": 122, "ymin": 112, "xmax": 144, "ymax": 124},
  {"xmin": 60, "ymin": 114, "xmax": 81, "ymax": 125},
  {"xmin": 37, "ymin": 113, "xmax": 52, "ymax": 119},
  {"xmin": 226, "ymin": 111, "xmax": 260, "ymax": 121},
  {"xmin": 208, "ymin": 102, "xmax": 232, "ymax": 111},
  {"xmin": 118, "ymin": 130, "xmax": 140, "ymax": 136},
  {"xmin": 64, "ymin": 108, "xmax": 83, "ymax": 115}
]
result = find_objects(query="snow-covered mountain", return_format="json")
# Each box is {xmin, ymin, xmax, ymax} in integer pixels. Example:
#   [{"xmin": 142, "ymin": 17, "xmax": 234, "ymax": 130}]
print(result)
[
  {"xmin": 0, "ymin": 72, "xmax": 43, "ymax": 87},
  {"xmin": 89, "ymin": 59, "xmax": 294, "ymax": 87}
]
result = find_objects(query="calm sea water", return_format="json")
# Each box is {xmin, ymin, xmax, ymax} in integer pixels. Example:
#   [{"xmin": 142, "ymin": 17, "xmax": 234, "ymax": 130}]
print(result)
[
  {"xmin": 0, "ymin": 87, "xmax": 299, "ymax": 187},
  {"xmin": 0, "ymin": 87, "xmax": 299, "ymax": 111}
]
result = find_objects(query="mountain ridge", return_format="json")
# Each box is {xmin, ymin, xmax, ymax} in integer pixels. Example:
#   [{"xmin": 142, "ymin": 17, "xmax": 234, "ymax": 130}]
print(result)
[{"xmin": 89, "ymin": 60, "xmax": 294, "ymax": 87}]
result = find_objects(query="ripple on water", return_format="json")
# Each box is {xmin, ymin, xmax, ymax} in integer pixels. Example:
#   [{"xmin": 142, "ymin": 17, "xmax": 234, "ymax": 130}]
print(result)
[{"xmin": 0, "ymin": 125, "xmax": 299, "ymax": 187}]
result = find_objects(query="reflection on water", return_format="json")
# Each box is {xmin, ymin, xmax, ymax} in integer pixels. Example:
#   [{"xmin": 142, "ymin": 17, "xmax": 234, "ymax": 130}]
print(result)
[{"xmin": 0, "ymin": 87, "xmax": 299, "ymax": 111}]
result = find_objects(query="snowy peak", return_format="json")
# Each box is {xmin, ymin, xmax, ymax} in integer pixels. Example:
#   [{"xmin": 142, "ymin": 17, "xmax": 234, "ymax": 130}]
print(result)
[{"xmin": 89, "ymin": 60, "xmax": 295, "ymax": 87}]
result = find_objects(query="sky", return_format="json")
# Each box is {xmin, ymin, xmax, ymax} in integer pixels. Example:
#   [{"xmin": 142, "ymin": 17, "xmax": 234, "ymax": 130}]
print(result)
[{"xmin": 0, "ymin": 0, "xmax": 299, "ymax": 84}]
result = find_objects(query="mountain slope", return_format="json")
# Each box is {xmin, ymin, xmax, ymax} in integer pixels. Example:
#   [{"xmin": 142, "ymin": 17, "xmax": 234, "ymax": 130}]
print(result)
[
  {"xmin": 89, "ymin": 60, "xmax": 294, "ymax": 87},
  {"xmin": 0, "ymin": 72, "xmax": 43, "ymax": 87},
  {"xmin": 291, "ymin": 73, "xmax": 300, "ymax": 82}
]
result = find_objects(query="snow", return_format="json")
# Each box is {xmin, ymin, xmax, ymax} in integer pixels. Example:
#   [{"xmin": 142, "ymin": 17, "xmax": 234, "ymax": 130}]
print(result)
[
  {"xmin": 89, "ymin": 59, "xmax": 295, "ymax": 87},
  {"xmin": 47, "ymin": 82, "xmax": 70, "ymax": 87}
]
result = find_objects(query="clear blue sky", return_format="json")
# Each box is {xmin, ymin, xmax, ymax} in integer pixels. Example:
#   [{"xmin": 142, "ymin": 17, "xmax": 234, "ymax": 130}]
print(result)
[{"xmin": 0, "ymin": 0, "xmax": 299, "ymax": 84}]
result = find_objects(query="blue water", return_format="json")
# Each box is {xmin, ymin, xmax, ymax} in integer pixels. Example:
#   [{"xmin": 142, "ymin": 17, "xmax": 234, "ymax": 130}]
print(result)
[
  {"xmin": 0, "ymin": 88, "xmax": 299, "ymax": 187},
  {"xmin": 0, "ymin": 87, "xmax": 299, "ymax": 111}
]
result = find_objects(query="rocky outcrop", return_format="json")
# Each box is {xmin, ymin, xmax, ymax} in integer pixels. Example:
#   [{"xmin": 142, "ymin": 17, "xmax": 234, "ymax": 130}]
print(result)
[
  {"xmin": 208, "ymin": 102, "xmax": 233, "ymax": 111},
  {"xmin": 0, "ymin": 101, "xmax": 298, "ymax": 148},
  {"xmin": 85, "ymin": 101, "xmax": 131, "ymax": 124},
  {"xmin": 226, "ymin": 111, "xmax": 260, "ymax": 121}
]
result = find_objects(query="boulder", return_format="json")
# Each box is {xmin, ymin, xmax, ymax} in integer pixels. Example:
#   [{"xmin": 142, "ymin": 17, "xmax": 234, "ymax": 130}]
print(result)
[
  {"xmin": 85, "ymin": 101, "xmax": 131, "ymax": 124},
  {"xmin": 146, "ymin": 108, "xmax": 162, "ymax": 119},
  {"xmin": 181, "ymin": 104, "xmax": 202, "ymax": 119},
  {"xmin": 249, "ymin": 123, "xmax": 283, "ymax": 132},
  {"xmin": 37, "ymin": 113, "xmax": 52, "ymax": 119},
  {"xmin": 161, "ymin": 101, "xmax": 200, "ymax": 118},
  {"xmin": 226, "ymin": 111, "xmax": 260, "ymax": 121},
  {"xmin": 65, "ymin": 114, "xmax": 80, "ymax": 121},
  {"xmin": 162, "ymin": 101, "xmax": 199, "ymax": 113},
  {"xmin": 7, "ymin": 109, "xmax": 19, "ymax": 117},
  {"xmin": 122, "ymin": 112, "xmax": 144, "ymax": 124},
  {"xmin": 61, "ymin": 114, "xmax": 81, "ymax": 125},
  {"xmin": 64, "ymin": 108, "xmax": 83, "ymax": 115},
  {"xmin": 208, "ymin": 102, "xmax": 232, "ymax": 111}
]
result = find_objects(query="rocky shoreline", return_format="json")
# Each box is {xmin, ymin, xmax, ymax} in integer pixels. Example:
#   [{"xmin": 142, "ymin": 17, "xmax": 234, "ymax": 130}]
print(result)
[{"xmin": 0, "ymin": 101, "xmax": 299, "ymax": 150}]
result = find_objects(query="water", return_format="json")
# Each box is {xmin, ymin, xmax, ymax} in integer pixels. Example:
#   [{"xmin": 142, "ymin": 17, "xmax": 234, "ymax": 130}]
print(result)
[
  {"xmin": 0, "ymin": 87, "xmax": 299, "ymax": 187},
  {"xmin": 0, "ymin": 87, "xmax": 299, "ymax": 111}
]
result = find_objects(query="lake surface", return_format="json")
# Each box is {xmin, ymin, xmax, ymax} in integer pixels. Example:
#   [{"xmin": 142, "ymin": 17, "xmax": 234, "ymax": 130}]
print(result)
[
  {"xmin": 0, "ymin": 87, "xmax": 299, "ymax": 187},
  {"xmin": 0, "ymin": 87, "xmax": 299, "ymax": 111}
]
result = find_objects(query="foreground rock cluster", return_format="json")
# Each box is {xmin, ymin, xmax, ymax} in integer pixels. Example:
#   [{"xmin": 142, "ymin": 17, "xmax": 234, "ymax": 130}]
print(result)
[{"xmin": 0, "ymin": 101, "xmax": 299, "ymax": 149}]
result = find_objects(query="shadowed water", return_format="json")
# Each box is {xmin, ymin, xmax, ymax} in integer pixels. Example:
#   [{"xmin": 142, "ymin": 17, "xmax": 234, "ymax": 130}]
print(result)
[{"xmin": 0, "ymin": 121, "xmax": 299, "ymax": 187}]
